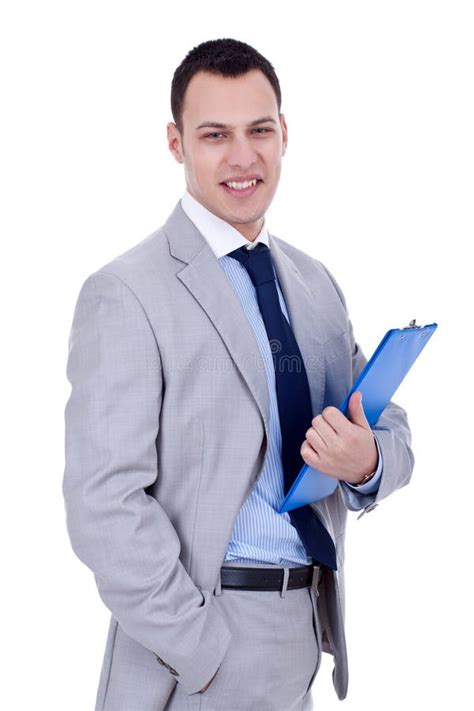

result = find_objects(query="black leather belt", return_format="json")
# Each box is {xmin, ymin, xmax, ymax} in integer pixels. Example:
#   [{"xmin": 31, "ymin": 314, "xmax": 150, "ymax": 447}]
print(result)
[{"xmin": 220, "ymin": 563, "xmax": 322, "ymax": 591}]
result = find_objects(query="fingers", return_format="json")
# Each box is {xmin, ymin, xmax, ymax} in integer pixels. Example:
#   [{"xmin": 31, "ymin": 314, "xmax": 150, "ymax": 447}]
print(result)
[{"xmin": 305, "ymin": 414, "xmax": 334, "ymax": 450}]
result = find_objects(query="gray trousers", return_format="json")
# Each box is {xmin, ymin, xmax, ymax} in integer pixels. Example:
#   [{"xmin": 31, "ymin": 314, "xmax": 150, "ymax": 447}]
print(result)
[{"xmin": 165, "ymin": 562, "xmax": 323, "ymax": 710}]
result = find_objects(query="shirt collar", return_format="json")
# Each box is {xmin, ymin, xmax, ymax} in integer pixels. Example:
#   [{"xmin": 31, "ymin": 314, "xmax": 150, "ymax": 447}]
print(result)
[{"xmin": 180, "ymin": 189, "xmax": 269, "ymax": 259}]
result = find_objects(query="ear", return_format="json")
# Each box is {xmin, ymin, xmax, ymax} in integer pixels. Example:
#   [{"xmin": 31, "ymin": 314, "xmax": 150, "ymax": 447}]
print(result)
[
  {"xmin": 167, "ymin": 122, "xmax": 184, "ymax": 164},
  {"xmin": 279, "ymin": 113, "xmax": 288, "ymax": 156}
]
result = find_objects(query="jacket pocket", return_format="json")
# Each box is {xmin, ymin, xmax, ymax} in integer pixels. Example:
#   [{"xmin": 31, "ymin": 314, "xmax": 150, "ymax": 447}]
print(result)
[{"xmin": 323, "ymin": 331, "xmax": 351, "ymax": 365}]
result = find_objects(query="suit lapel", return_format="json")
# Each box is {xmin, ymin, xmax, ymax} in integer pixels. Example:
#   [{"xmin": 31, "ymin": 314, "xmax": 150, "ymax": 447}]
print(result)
[
  {"xmin": 163, "ymin": 200, "xmax": 326, "ymax": 446},
  {"xmin": 164, "ymin": 201, "xmax": 271, "ymax": 440},
  {"xmin": 268, "ymin": 234, "xmax": 326, "ymax": 419}
]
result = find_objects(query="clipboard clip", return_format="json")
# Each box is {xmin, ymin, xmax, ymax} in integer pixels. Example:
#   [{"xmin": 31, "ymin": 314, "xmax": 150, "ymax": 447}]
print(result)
[{"xmin": 403, "ymin": 319, "xmax": 422, "ymax": 329}]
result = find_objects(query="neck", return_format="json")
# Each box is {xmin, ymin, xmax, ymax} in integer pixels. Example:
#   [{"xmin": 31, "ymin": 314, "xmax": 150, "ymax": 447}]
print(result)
[{"xmin": 230, "ymin": 218, "xmax": 264, "ymax": 243}]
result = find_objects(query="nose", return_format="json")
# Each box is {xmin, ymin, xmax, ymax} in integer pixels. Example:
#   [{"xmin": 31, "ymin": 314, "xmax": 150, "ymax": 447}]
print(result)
[{"xmin": 225, "ymin": 134, "xmax": 259, "ymax": 171}]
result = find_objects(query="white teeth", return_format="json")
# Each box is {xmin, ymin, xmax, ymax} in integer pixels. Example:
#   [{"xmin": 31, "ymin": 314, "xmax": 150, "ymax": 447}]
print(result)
[{"xmin": 225, "ymin": 178, "xmax": 258, "ymax": 190}]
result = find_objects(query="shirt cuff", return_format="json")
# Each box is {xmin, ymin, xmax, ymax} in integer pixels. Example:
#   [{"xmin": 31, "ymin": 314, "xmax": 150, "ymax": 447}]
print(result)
[{"xmin": 344, "ymin": 434, "xmax": 383, "ymax": 494}]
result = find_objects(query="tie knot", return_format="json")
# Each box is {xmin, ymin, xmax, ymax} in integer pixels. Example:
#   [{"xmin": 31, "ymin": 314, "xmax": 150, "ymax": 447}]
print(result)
[{"xmin": 227, "ymin": 243, "xmax": 276, "ymax": 287}]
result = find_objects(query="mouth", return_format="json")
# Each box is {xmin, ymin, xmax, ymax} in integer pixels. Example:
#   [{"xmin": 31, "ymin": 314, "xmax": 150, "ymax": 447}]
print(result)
[{"xmin": 220, "ymin": 178, "xmax": 263, "ymax": 198}]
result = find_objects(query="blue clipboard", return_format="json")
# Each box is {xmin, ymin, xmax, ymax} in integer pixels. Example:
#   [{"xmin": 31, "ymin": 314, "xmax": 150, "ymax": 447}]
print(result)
[{"xmin": 278, "ymin": 320, "xmax": 438, "ymax": 513}]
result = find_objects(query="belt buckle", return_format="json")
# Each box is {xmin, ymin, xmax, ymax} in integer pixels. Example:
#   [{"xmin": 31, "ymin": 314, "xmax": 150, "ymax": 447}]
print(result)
[{"xmin": 311, "ymin": 565, "xmax": 321, "ymax": 597}]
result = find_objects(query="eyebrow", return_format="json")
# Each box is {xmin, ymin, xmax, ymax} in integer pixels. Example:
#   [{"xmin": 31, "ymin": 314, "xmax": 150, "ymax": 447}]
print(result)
[{"xmin": 195, "ymin": 116, "xmax": 277, "ymax": 130}]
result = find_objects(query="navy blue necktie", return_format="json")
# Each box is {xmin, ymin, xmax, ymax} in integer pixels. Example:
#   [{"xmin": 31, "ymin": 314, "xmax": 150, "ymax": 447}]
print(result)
[{"xmin": 227, "ymin": 242, "xmax": 337, "ymax": 570}]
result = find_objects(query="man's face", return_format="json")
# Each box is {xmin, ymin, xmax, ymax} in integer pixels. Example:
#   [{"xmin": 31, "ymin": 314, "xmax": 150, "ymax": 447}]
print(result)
[{"xmin": 167, "ymin": 69, "xmax": 288, "ymax": 241}]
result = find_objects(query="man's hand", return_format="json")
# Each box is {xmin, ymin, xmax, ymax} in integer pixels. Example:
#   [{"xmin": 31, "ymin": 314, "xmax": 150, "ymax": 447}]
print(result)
[
  {"xmin": 198, "ymin": 664, "xmax": 221, "ymax": 694},
  {"xmin": 300, "ymin": 391, "xmax": 378, "ymax": 485}
]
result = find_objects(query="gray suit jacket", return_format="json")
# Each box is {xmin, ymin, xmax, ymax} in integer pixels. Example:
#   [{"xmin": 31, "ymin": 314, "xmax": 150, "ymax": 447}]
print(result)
[{"xmin": 63, "ymin": 199, "xmax": 414, "ymax": 707}]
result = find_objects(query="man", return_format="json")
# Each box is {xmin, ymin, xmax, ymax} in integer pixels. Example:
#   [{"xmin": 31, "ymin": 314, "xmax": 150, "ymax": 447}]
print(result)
[{"xmin": 63, "ymin": 38, "xmax": 414, "ymax": 710}]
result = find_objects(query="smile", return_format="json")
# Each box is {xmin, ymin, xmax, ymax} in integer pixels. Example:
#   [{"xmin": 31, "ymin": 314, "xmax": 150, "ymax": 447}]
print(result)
[{"xmin": 221, "ymin": 179, "xmax": 262, "ymax": 197}]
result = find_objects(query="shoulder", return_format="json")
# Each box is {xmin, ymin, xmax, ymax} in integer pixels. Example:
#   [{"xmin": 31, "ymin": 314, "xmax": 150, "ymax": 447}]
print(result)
[
  {"xmin": 95, "ymin": 226, "xmax": 169, "ymax": 281},
  {"xmin": 77, "ymin": 225, "xmax": 172, "ymax": 305}
]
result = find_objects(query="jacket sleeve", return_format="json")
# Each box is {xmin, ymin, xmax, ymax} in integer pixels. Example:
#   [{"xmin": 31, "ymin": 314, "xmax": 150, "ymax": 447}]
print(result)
[
  {"xmin": 62, "ymin": 270, "xmax": 231, "ymax": 694},
  {"xmin": 319, "ymin": 263, "xmax": 415, "ymax": 514}
]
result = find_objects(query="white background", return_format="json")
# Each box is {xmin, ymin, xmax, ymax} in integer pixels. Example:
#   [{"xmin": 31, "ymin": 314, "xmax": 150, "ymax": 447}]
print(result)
[{"xmin": 1, "ymin": 1, "xmax": 472, "ymax": 709}]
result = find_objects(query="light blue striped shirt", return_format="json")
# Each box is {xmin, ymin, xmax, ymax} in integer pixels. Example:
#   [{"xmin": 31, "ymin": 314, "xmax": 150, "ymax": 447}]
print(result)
[{"xmin": 180, "ymin": 190, "xmax": 382, "ymax": 566}]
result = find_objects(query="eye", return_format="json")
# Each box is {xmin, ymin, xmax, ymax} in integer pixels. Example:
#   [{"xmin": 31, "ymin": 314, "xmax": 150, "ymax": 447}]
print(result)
[{"xmin": 203, "ymin": 128, "xmax": 273, "ymax": 139}]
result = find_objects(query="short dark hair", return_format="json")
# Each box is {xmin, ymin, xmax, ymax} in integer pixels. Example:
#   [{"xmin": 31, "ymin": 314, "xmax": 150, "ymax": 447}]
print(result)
[{"xmin": 171, "ymin": 38, "xmax": 282, "ymax": 135}]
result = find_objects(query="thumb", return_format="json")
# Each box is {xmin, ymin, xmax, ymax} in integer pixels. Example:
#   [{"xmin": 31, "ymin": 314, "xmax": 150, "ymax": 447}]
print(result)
[{"xmin": 348, "ymin": 391, "xmax": 370, "ymax": 429}]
